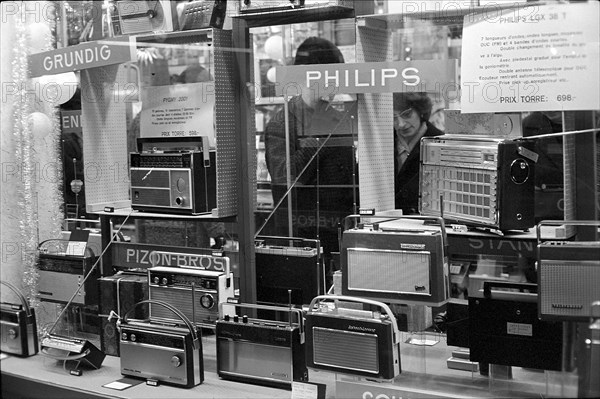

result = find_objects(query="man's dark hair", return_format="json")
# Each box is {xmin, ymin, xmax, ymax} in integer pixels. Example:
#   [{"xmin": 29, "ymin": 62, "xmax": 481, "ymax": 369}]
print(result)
[
  {"xmin": 393, "ymin": 92, "xmax": 433, "ymax": 122},
  {"xmin": 294, "ymin": 37, "xmax": 344, "ymax": 65}
]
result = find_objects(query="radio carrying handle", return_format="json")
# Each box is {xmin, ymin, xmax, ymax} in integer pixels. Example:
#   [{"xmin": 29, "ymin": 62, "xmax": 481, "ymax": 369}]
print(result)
[
  {"xmin": 119, "ymin": 299, "xmax": 200, "ymax": 350},
  {"xmin": 343, "ymin": 214, "xmax": 448, "ymax": 254},
  {"xmin": 307, "ymin": 295, "xmax": 401, "ymax": 345},
  {"xmin": 218, "ymin": 302, "xmax": 305, "ymax": 344},
  {"xmin": 0, "ymin": 280, "xmax": 33, "ymax": 317},
  {"xmin": 536, "ymin": 220, "xmax": 600, "ymax": 246}
]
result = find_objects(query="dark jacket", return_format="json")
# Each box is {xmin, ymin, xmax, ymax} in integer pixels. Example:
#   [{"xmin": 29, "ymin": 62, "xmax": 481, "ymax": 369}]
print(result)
[{"xmin": 394, "ymin": 122, "xmax": 444, "ymax": 214}]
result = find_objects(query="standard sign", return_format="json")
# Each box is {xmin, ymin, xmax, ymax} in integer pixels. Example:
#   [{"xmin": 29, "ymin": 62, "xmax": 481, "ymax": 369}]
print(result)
[
  {"xmin": 29, "ymin": 36, "xmax": 135, "ymax": 77},
  {"xmin": 274, "ymin": 60, "xmax": 458, "ymax": 96}
]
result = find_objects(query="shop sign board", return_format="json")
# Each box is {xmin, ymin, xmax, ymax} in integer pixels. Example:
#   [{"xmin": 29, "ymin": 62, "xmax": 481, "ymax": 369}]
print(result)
[
  {"xmin": 29, "ymin": 37, "xmax": 135, "ymax": 77},
  {"xmin": 274, "ymin": 60, "xmax": 458, "ymax": 98},
  {"xmin": 461, "ymin": 2, "xmax": 599, "ymax": 112},
  {"xmin": 60, "ymin": 110, "xmax": 82, "ymax": 134},
  {"xmin": 139, "ymin": 82, "xmax": 216, "ymax": 147}
]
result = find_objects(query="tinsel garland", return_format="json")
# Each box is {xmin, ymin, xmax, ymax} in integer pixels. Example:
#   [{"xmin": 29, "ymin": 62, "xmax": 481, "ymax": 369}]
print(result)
[{"xmin": 11, "ymin": 3, "xmax": 64, "ymax": 317}]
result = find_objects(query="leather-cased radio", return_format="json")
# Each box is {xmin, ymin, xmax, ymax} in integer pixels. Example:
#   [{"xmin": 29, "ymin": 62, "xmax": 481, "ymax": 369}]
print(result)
[
  {"xmin": 305, "ymin": 295, "xmax": 401, "ymax": 380},
  {"xmin": 216, "ymin": 302, "xmax": 307, "ymax": 389},
  {"xmin": 118, "ymin": 300, "xmax": 204, "ymax": 388},
  {"xmin": 536, "ymin": 221, "xmax": 600, "ymax": 321},
  {"xmin": 255, "ymin": 236, "xmax": 324, "ymax": 306},
  {"xmin": 341, "ymin": 215, "xmax": 449, "ymax": 307},
  {"xmin": 148, "ymin": 266, "xmax": 234, "ymax": 328},
  {"xmin": 420, "ymin": 135, "xmax": 536, "ymax": 231},
  {"xmin": 130, "ymin": 137, "xmax": 216, "ymax": 215},
  {"xmin": 1, "ymin": 281, "xmax": 39, "ymax": 357}
]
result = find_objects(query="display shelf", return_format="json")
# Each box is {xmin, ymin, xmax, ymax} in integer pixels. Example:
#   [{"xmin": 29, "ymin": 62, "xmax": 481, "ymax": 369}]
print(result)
[
  {"xmin": 234, "ymin": 5, "xmax": 355, "ymax": 28},
  {"xmin": 95, "ymin": 208, "xmax": 237, "ymax": 222}
]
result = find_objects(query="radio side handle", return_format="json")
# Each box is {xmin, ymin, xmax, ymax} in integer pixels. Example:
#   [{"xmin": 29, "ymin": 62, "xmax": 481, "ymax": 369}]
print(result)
[
  {"xmin": 0, "ymin": 281, "xmax": 32, "ymax": 317},
  {"xmin": 307, "ymin": 295, "xmax": 401, "ymax": 345}
]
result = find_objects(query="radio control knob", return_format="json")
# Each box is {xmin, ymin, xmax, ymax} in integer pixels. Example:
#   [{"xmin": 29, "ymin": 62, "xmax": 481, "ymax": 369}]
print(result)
[
  {"xmin": 224, "ymin": 314, "xmax": 230, "ymax": 322},
  {"xmin": 200, "ymin": 294, "xmax": 215, "ymax": 309},
  {"xmin": 233, "ymin": 314, "xmax": 239, "ymax": 323},
  {"xmin": 130, "ymin": 334, "xmax": 137, "ymax": 342},
  {"xmin": 8, "ymin": 328, "xmax": 17, "ymax": 339},
  {"xmin": 121, "ymin": 332, "xmax": 128, "ymax": 340},
  {"xmin": 161, "ymin": 277, "xmax": 168, "ymax": 285},
  {"xmin": 171, "ymin": 355, "xmax": 182, "ymax": 368},
  {"xmin": 242, "ymin": 315, "xmax": 248, "ymax": 324},
  {"xmin": 175, "ymin": 197, "xmax": 184, "ymax": 206},
  {"xmin": 153, "ymin": 276, "xmax": 160, "ymax": 284}
]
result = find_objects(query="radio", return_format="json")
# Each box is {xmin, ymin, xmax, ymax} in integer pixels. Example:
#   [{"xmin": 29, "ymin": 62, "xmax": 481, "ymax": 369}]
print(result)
[
  {"xmin": 420, "ymin": 135, "xmax": 537, "ymax": 231},
  {"xmin": 305, "ymin": 295, "xmax": 401, "ymax": 380},
  {"xmin": 109, "ymin": 0, "xmax": 179, "ymax": 36},
  {"xmin": 40, "ymin": 334, "xmax": 106, "ymax": 369},
  {"xmin": 255, "ymin": 236, "xmax": 324, "ymax": 306},
  {"xmin": 180, "ymin": 0, "xmax": 228, "ymax": 30},
  {"xmin": 536, "ymin": 220, "xmax": 600, "ymax": 321},
  {"xmin": 130, "ymin": 137, "xmax": 216, "ymax": 215},
  {"xmin": 1, "ymin": 281, "xmax": 38, "ymax": 357},
  {"xmin": 148, "ymin": 266, "xmax": 234, "ymax": 328},
  {"xmin": 216, "ymin": 302, "xmax": 307, "ymax": 389},
  {"xmin": 118, "ymin": 300, "xmax": 204, "ymax": 388},
  {"xmin": 36, "ymin": 240, "xmax": 99, "ymax": 305},
  {"xmin": 341, "ymin": 215, "xmax": 449, "ymax": 307}
]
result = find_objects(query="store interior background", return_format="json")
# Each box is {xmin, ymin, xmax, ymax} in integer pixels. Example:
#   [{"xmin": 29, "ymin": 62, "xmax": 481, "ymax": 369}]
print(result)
[{"xmin": 0, "ymin": 1, "xmax": 599, "ymax": 397}]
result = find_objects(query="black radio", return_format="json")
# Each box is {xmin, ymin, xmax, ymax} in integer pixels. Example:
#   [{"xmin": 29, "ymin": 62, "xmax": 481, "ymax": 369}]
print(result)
[
  {"xmin": 180, "ymin": 0, "xmax": 228, "ymax": 30},
  {"xmin": 341, "ymin": 215, "xmax": 449, "ymax": 307},
  {"xmin": 148, "ymin": 266, "xmax": 234, "ymax": 328},
  {"xmin": 305, "ymin": 295, "xmax": 401, "ymax": 380},
  {"xmin": 216, "ymin": 302, "xmax": 307, "ymax": 389},
  {"xmin": 1, "ymin": 281, "xmax": 38, "ymax": 357},
  {"xmin": 118, "ymin": 300, "xmax": 204, "ymax": 388},
  {"xmin": 420, "ymin": 135, "xmax": 537, "ymax": 231},
  {"xmin": 130, "ymin": 137, "xmax": 216, "ymax": 215}
]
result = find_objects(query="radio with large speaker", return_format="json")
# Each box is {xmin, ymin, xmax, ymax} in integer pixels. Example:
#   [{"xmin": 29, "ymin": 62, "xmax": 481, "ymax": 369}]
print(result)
[
  {"xmin": 130, "ymin": 137, "xmax": 216, "ymax": 215},
  {"xmin": 341, "ymin": 215, "xmax": 449, "ymax": 307},
  {"xmin": 118, "ymin": 300, "xmax": 204, "ymax": 388},
  {"xmin": 1, "ymin": 281, "xmax": 38, "ymax": 357},
  {"xmin": 305, "ymin": 295, "xmax": 401, "ymax": 380},
  {"xmin": 216, "ymin": 302, "xmax": 307, "ymax": 389},
  {"xmin": 420, "ymin": 135, "xmax": 537, "ymax": 231},
  {"xmin": 255, "ymin": 236, "xmax": 324, "ymax": 306},
  {"xmin": 536, "ymin": 220, "xmax": 600, "ymax": 321},
  {"xmin": 148, "ymin": 266, "xmax": 234, "ymax": 328}
]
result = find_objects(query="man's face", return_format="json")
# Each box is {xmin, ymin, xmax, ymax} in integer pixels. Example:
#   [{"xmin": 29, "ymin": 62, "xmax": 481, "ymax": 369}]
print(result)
[{"xmin": 394, "ymin": 107, "xmax": 421, "ymax": 141}]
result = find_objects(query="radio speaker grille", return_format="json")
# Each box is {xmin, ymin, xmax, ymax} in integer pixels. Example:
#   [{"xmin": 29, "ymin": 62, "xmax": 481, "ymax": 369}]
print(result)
[
  {"xmin": 312, "ymin": 327, "xmax": 378, "ymax": 374},
  {"xmin": 539, "ymin": 260, "xmax": 600, "ymax": 320},
  {"xmin": 347, "ymin": 248, "xmax": 430, "ymax": 294}
]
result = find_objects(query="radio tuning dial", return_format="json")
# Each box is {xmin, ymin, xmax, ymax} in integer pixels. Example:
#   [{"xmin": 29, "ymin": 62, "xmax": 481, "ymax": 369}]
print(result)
[
  {"xmin": 171, "ymin": 355, "xmax": 182, "ymax": 367},
  {"xmin": 200, "ymin": 294, "xmax": 215, "ymax": 309}
]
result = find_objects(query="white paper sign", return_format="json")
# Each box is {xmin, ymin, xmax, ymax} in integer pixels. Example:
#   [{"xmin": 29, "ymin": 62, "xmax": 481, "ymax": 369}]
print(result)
[
  {"xmin": 461, "ymin": 2, "xmax": 599, "ymax": 113},
  {"xmin": 140, "ymin": 82, "xmax": 216, "ymax": 147}
]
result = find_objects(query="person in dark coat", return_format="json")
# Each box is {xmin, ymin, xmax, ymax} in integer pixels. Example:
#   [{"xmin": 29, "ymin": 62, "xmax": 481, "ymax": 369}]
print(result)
[{"xmin": 393, "ymin": 92, "xmax": 444, "ymax": 214}]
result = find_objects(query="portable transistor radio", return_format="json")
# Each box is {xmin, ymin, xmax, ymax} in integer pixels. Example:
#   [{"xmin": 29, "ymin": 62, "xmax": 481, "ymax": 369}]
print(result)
[
  {"xmin": 305, "ymin": 295, "xmax": 401, "ymax": 380},
  {"xmin": 1, "ymin": 281, "xmax": 39, "ymax": 357},
  {"xmin": 118, "ymin": 299, "xmax": 204, "ymax": 388},
  {"xmin": 420, "ymin": 135, "xmax": 537, "ymax": 231}
]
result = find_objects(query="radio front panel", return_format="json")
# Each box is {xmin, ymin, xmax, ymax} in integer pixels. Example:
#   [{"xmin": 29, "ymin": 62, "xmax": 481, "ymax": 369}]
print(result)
[
  {"xmin": 341, "ymin": 226, "xmax": 448, "ymax": 307},
  {"xmin": 420, "ymin": 136, "xmax": 535, "ymax": 231},
  {"xmin": 130, "ymin": 168, "xmax": 194, "ymax": 210},
  {"xmin": 148, "ymin": 267, "xmax": 233, "ymax": 328}
]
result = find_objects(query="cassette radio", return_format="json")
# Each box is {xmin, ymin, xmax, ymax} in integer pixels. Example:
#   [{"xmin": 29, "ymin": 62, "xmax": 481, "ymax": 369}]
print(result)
[
  {"xmin": 216, "ymin": 302, "xmax": 307, "ymax": 389},
  {"xmin": 341, "ymin": 215, "xmax": 449, "ymax": 307},
  {"xmin": 1, "ymin": 281, "xmax": 38, "ymax": 357},
  {"xmin": 118, "ymin": 300, "xmax": 204, "ymax": 388},
  {"xmin": 130, "ymin": 137, "xmax": 216, "ymax": 215},
  {"xmin": 420, "ymin": 135, "xmax": 537, "ymax": 231},
  {"xmin": 536, "ymin": 221, "xmax": 600, "ymax": 321},
  {"xmin": 255, "ymin": 236, "xmax": 324, "ymax": 306},
  {"xmin": 148, "ymin": 266, "xmax": 234, "ymax": 328},
  {"xmin": 305, "ymin": 295, "xmax": 401, "ymax": 380}
]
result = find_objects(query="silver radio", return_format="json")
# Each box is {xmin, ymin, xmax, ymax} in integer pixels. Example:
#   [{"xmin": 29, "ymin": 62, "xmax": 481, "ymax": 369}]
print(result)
[
  {"xmin": 1, "ymin": 281, "xmax": 38, "ymax": 357},
  {"xmin": 148, "ymin": 266, "xmax": 234, "ymax": 328}
]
